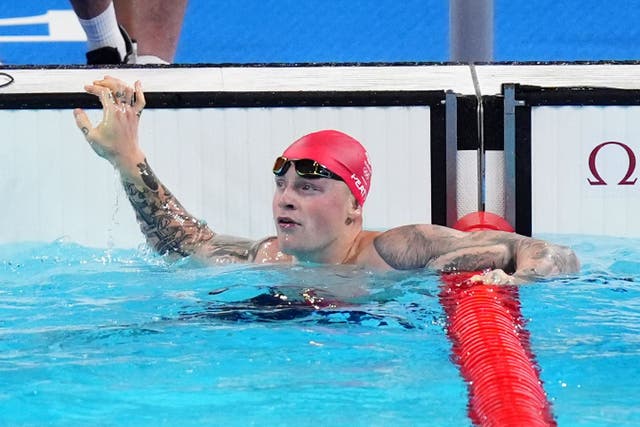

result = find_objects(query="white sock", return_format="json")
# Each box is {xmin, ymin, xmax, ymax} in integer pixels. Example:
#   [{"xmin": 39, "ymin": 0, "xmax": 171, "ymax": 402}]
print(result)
[{"xmin": 77, "ymin": 2, "xmax": 126, "ymax": 60}]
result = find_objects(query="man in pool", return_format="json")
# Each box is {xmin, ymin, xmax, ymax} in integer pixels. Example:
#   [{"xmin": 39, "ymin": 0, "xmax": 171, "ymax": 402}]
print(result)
[{"xmin": 73, "ymin": 76, "xmax": 579, "ymax": 285}]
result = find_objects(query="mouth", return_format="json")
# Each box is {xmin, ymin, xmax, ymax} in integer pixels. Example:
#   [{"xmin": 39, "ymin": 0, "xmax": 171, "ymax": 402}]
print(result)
[{"xmin": 277, "ymin": 216, "xmax": 301, "ymax": 229}]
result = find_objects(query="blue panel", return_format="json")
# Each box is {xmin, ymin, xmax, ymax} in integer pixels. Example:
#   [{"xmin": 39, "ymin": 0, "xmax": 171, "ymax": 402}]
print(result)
[
  {"xmin": 495, "ymin": 0, "xmax": 640, "ymax": 61},
  {"xmin": 1, "ymin": 0, "xmax": 640, "ymax": 64},
  {"xmin": 176, "ymin": 0, "xmax": 448, "ymax": 63}
]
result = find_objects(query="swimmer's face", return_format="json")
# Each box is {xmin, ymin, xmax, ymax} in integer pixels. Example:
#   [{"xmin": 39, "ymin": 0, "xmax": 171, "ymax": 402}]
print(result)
[{"xmin": 272, "ymin": 166, "xmax": 358, "ymax": 262}]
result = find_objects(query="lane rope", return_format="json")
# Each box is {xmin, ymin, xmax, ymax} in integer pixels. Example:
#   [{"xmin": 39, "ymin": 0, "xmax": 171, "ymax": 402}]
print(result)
[{"xmin": 440, "ymin": 211, "xmax": 555, "ymax": 426}]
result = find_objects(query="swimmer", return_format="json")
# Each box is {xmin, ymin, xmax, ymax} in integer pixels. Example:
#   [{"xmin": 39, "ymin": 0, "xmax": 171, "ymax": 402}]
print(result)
[{"xmin": 73, "ymin": 76, "xmax": 580, "ymax": 285}]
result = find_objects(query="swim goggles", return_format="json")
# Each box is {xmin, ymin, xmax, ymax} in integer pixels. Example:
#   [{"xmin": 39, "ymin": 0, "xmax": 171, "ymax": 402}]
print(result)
[{"xmin": 272, "ymin": 156, "xmax": 342, "ymax": 180}]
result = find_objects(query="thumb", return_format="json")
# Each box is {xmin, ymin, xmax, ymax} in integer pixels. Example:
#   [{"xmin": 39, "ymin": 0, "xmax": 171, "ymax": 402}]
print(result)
[{"xmin": 73, "ymin": 108, "xmax": 93, "ymax": 139}]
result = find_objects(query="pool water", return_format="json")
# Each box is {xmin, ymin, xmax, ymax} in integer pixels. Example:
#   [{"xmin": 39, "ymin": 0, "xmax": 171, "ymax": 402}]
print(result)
[{"xmin": 1, "ymin": 235, "xmax": 639, "ymax": 426}]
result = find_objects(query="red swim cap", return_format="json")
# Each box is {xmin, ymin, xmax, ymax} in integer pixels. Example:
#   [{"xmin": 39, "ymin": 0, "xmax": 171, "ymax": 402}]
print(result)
[{"xmin": 282, "ymin": 130, "xmax": 372, "ymax": 205}]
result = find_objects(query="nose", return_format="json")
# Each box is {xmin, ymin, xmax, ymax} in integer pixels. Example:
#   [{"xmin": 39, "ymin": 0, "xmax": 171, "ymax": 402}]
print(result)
[{"xmin": 275, "ymin": 184, "xmax": 297, "ymax": 210}]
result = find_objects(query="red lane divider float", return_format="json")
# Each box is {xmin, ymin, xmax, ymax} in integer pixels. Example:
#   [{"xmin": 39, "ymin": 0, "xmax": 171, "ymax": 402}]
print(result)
[{"xmin": 439, "ymin": 212, "xmax": 555, "ymax": 427}]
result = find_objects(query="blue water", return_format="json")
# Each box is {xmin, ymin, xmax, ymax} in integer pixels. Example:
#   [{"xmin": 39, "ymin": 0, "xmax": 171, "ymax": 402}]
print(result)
[{"xmin": 1, "ymin": 235, "xmax": 639, "ymax": 426}]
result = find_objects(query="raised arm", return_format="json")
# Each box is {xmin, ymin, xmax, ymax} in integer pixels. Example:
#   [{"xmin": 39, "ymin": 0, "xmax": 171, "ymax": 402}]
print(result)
[
  {"xmin": 72, "ymin": 76, "xmax": 271, "ymax": 264},
  {"xmin": 372, "ymin": 224, "xmax": 579, "ymax": 283}
]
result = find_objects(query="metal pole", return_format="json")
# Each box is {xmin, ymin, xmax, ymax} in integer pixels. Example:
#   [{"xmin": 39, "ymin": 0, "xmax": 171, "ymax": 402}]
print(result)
[
  {"xmin": 445, "ymin": 91, "xmax": 459, "ymax": 227},
  {"xmin": 450, "ymin": 0, "xmax": 494, "ymax": 214},
  {"xmin": 503, "ymin": 84, "xmax": 524, "ymax": 230},
  {"xmin": 450, "ymin": 0, "xmax": 494, "ymax": 62},
  {"xmin": 469, "ymin": 64, "xmax": 485, "ymax": 212}
]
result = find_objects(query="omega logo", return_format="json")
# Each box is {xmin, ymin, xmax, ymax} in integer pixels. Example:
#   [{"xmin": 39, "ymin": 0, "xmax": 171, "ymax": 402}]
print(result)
[{"xmin": 587, "ymin": 141, "xmax": 637, "ymax": 186}]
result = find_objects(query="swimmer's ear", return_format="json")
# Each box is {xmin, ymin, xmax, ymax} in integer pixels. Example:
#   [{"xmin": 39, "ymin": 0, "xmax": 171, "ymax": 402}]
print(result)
[
  {"xmin": 347, "ymin": 195, "xmax": 362, "ymax": 223},
  {"xmin": 351, "ymin": 196, "xmax": 361, "ymax": 211}
]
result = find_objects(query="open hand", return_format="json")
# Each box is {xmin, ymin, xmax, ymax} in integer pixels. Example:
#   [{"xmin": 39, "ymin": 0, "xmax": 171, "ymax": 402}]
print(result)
[
  {"xmin": 73, "ymin": 76, "xmax": 146, "ymax": 170},
  {"xmin": 470, "ymin": 268, "xmax": 522, "ymax": 285}
]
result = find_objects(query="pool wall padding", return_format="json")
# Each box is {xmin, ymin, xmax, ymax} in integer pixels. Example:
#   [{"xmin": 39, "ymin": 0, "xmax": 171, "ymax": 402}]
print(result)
[{"xmin": 1, "ymin": 63, "xmax": 639, "ymax": 246}]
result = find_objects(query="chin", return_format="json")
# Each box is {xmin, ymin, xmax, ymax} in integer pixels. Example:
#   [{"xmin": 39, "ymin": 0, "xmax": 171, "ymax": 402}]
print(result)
[
  {"xmin": 276, "ymin": 236, "xmax": 309, "ymax": 258},
  {"xmin": 276, "ymin": 235, "xmax": 296, "ymax": 253}
]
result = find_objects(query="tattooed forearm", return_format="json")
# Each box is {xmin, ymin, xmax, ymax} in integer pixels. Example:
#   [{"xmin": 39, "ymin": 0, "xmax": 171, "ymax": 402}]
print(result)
[
  {"xmin": 203, "ymin": 235, "xmax": 267, "ymax": 263},
  {"xmin": 438, "ymin": 249, "xmax": 515, "ymax": 273},
  {"xmin": 374, "ymin": 223, "xmax": 579, "ymax": 276},
  {"xmin": 373, "ymin": 225, "xmax": 434, "ymax": 270},
  {"xmin": 374, "ymin": 225, "xmax": 517, "ymax": 272},
  {"xmin": 138, "ymin": 159, "xmax": 159, "ymax": 191},
  {"xmin": 122, "ymin": 159, "xmax": 214, "ymax": 257}
]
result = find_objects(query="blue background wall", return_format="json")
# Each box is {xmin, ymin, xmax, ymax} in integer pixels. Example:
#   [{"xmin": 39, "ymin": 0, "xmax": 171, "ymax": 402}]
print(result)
[{"xmin": 1, "ymin": 0, "xmax": 640, "ymax": 65}]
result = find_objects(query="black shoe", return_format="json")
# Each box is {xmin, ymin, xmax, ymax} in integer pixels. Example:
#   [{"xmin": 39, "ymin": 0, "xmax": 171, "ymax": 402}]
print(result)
[{"xmin": 86, "ymin": 25, "xmax": 136, "ymax": 65}]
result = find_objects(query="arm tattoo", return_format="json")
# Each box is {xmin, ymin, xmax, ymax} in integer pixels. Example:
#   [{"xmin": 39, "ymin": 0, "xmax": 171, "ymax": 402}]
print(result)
[
  {"xmin": 373, "ymin": 225, "xmax": 433, "ymax": 270},
  {"xmin": 374, "ymin": 225, "xmax": 515, "ymax": 272},
  {"xmin": 203, "ymin": 235, "xmax": 267, "ymax": 263},
  {"xmin": 374, "ymin": 223, "xmax": 578, "ymax": 275},
  {"xmin": 138, "ymin": 160, "xmax": 159, "ymax": 191},
  {"xmin": 438, "ymin": 250, "xmax": 515, "ymax": 273},
  {"xmin": 122, "ymin": 159, "xmax": 216, "ymax": 258}
]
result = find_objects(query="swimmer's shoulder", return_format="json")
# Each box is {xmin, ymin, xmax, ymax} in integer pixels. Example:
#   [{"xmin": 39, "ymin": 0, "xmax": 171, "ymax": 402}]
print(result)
[
  {"xmin": 252, "ymin": 236, "xmax": 293, "ymax": 264},
  {"xmin": 354, "ymin": 225, "xmax": 459, "ymax": 270},
  {"xmin": 352, "ymin": 230, "xmax": 393, "ymax": 270}
]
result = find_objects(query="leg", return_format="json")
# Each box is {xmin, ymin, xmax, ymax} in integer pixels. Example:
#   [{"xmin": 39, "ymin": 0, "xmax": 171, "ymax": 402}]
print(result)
[
  {"xmin": 69, "ymin": 0, "xmax": 130, "ymax": 64},
  {"xmin": 114, "ymin": 0, "xmax": 188, "ymax": 63},
  {"xmin": 69, "ymin": 0, "xmax": 112, "ymax": 19}
]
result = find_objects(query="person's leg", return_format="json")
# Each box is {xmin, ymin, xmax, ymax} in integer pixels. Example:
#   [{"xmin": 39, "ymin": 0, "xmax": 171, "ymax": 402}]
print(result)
[
  {"xmin": 69, "ymin": 0, "xmax": 129, "ymax": 64},
  {"xmin": 69, "ymin": 0, "xmax": 112, "ymax": 20},
  {"xmin": 114, "ymin": 0, "xmax": 188, "ymax": 63}
]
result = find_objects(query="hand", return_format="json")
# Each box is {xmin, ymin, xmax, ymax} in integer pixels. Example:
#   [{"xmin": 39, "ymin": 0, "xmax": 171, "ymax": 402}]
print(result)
[
  {"xmin": 73, "ymin": 76, "xmax": 146, "ymax": 172},
  {"xmin": 470, "ymin": 268, "xmax": 522, "ymax": 285}
]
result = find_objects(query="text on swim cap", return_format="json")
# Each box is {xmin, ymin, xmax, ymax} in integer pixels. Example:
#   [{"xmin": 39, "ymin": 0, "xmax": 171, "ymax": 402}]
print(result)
[{"xmin": 351, "ymin": 173, "xmax": 367, "ymax": 197}]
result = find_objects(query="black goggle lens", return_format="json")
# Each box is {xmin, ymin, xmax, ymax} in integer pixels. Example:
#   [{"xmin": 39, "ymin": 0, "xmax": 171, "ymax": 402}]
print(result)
[{"xmin": 272, "ymin": 157, "xmax": 341, "ymax": 180}]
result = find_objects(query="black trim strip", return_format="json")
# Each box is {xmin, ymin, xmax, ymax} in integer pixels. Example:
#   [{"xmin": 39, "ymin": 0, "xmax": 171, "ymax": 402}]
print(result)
[
  {"xmin": 482, "ymin": 95, "xmax": 504, "ymax": 151},
  {"xmin": 430, "ymin": 101, "xmax": 447, "ymax": 226},
  {"xmin": 0, "ymin": 90, "xmax": 445, "ymax": 109},
  {"xmin": 515, "ymin": 105, "xmax": 532, "ymax": 236},
  {"xmin": 513, "ymin": 85, "xmax": 640, "ymax": 106},
  {"xmin": 455, "ymin": 95, "xmax": 504, "ymax": 151},
  {"xmin": 456, "ymin": 95, "xmax": 478, "ymax": 150}
]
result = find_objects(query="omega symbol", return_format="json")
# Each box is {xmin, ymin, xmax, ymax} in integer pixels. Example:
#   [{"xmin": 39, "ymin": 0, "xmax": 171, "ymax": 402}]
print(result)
[{"xmin": 587, "ymin": 141, "xmax": 637, "ymax": 186}]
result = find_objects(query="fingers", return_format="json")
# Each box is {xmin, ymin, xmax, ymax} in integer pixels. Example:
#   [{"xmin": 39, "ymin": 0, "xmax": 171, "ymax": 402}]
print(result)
[
  {"xmin": 92, "ymin": 75, "xmax": 125, "ymax": 93},
  {"xmin": 84, "ymin": 82, "xmax": 110, "ymax": 99},
  {"xmin": 469, "ymin": 269, "xmax": 516, "ymax": 285},
  {"xmin": 73, "ymin": 108, "xmax": 93, "ymax": 139},
  {"xmin": 123, "ymin": 86, "xmax": 135, "ymax": 106},
  {"xmin": 86, "ymin": 76, "xmax": 145, "ymax": 118},
  {"xmin": 84, "ymin": 83, "xmax": 115, "ymax": 110},
  {"xmin": 133, "ymin": 80, "xmax": 146, "ymax": 116},
  {"xmin": 90, "ymin": 76, "xmax": 130, "ymax": 104}
]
